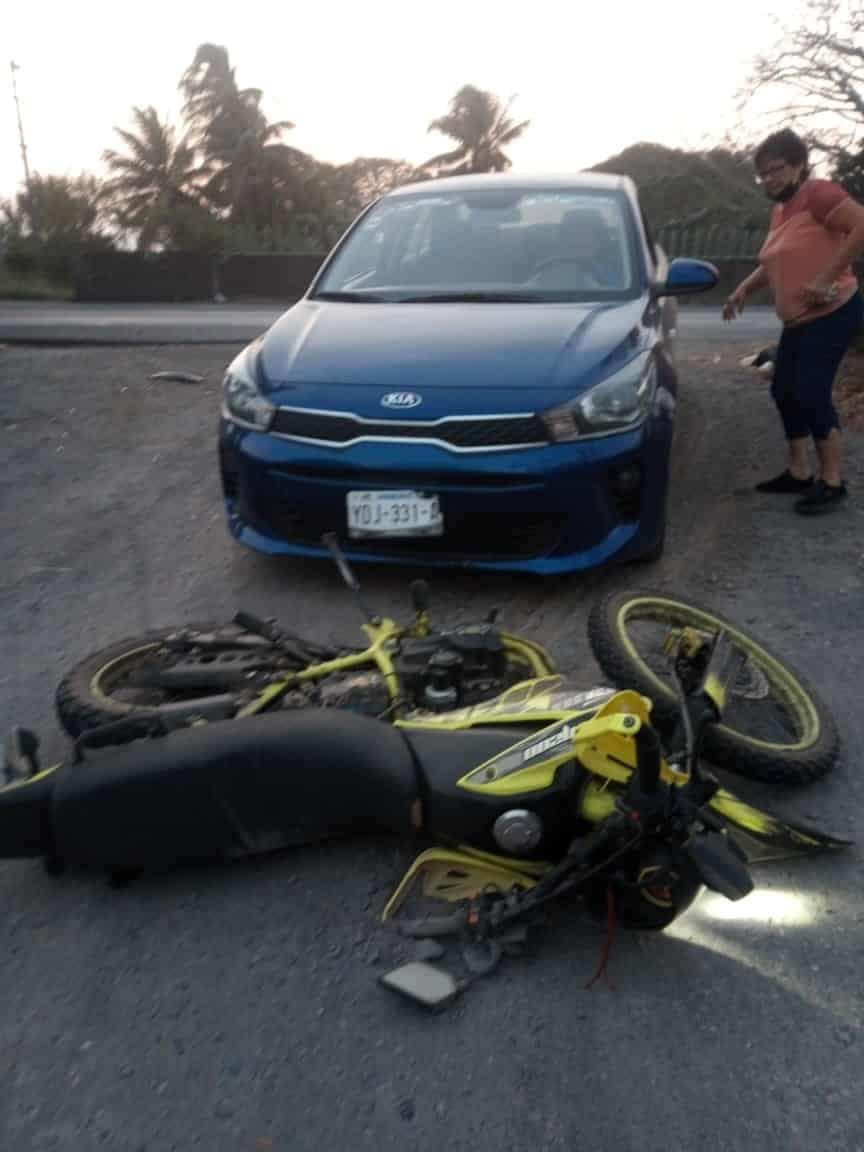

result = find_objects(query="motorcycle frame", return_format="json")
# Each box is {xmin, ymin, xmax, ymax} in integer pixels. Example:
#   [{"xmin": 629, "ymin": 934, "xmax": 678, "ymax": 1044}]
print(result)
[{"xmin": 87, "ymin": 616, "xmax": 558, "ymax": 725}]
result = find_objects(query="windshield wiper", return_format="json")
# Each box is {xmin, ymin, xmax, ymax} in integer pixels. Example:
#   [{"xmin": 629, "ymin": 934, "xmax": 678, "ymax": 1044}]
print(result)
[
  {"xmin": 312, "ymin": 290, "xmax": 387, "ymax": 303},
  {"xmin": 397, "ymin": 291, "xmax": 542, "ymax": 304}
]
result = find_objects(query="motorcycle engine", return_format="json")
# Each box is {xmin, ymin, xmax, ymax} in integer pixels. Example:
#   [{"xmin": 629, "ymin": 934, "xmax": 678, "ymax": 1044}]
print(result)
[
  {"xmin": 317, "ymin": 671, "xmax": 392, "ymax": 717},
  {"xmin": 396, "ymin": 626, "xmax": 512, "ymax": 712}
]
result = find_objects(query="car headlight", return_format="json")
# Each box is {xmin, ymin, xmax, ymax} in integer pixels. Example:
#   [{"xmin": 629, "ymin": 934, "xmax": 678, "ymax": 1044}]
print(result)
[
  {"xmin": 541, "ymin": 353, "xmax": 656, "ymax": 443},
  {"xmin": 221, "ymin": 343, "xmax": 275, "ymax": 431}
]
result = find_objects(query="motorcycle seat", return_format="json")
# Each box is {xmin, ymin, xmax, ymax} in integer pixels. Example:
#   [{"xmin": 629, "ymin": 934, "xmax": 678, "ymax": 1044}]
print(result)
[{"xmin": 49, "ymin": 709, "xmax": 421, "ymax": 871}]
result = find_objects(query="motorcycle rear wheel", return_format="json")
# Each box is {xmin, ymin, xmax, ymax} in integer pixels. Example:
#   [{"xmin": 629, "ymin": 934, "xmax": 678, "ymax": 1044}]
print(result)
[{"xmin": 55, "ymin": 623, "xmax": 273, "ymax": 739}]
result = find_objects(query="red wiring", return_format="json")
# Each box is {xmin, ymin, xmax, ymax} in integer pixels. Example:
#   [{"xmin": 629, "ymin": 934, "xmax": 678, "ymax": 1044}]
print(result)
[{"xmin": 585, "ymin": 885, "xmax": 617, "ymax": 991}]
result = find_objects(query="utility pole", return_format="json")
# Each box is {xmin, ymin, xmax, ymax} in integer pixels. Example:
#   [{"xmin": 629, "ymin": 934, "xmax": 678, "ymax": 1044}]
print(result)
[{"xmin": 10, "ymin": 60, "xmax": 32, "ymax": 190}]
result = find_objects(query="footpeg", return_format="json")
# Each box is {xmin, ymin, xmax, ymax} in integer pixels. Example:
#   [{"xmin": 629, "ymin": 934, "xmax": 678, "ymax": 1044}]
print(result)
[{"xmin": 3, "ymin": 726, "xmax": 41, "ymax": 784}]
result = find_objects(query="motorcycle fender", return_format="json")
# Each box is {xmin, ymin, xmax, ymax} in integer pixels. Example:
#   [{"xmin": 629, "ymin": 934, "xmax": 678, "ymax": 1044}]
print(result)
[{"xmin": 709, "ymin": 789, "xmax": 852, "ymax": 863}]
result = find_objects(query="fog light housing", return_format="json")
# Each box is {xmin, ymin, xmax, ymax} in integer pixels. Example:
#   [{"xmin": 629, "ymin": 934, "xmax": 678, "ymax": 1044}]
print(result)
[
  {"xmin": 613, "ymin": 466, "xmax": 642, "ymax": 496},
  {"xmin": 612, "ymin": 466, "xmax": 643, "ymax": 521}
]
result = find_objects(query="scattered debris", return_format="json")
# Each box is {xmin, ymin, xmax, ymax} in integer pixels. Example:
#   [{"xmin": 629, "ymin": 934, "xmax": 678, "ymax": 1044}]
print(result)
[
  {"xmin": 415, "ymin": 939, "xmax": 445, "ymax": 962},
  {"xmin": 148, "ymin": 370, "xmax": 205, "ymax": 384},
  {"xmin": 738, "ymin": 347, "xmax": 775, "ymax": 376}
]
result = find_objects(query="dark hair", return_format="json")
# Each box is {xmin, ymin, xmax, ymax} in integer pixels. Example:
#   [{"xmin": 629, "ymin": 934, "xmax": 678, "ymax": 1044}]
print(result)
[{"xmin": 754, "ymin": 129, "xmax": 810, "ymax": 175}]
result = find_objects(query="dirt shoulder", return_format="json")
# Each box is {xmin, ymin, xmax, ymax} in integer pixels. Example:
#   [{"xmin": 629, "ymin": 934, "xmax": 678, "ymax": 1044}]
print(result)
[{"xmin": 838, "ymin": 349, "xmax": 864, "ymax": 431}]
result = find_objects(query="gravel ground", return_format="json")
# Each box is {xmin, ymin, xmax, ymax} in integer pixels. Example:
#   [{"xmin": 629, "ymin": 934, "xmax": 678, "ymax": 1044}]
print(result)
[{"xmin": 0, "ymin": 340, "xmax": 863, "ymax": 1152}]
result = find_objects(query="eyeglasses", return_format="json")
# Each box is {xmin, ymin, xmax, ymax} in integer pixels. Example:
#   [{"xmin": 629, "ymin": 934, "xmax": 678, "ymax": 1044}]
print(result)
[{"xmin": 755, "ymin": 162, "xmax": 788, "ymax": 184}]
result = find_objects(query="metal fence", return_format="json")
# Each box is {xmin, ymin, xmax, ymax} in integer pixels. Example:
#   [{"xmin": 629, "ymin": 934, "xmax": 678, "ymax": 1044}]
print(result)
[{"xmin": 656, "ymin": 224, "xmax": 765, "ymax": 260}]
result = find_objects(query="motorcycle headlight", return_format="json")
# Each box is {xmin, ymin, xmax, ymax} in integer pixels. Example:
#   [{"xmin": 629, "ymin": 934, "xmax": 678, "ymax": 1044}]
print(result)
[
  {"xmin": 221, "ymin": 343, "xmax": 275, "ymax": 431},
  {"xmin": 541, "ymin": 353, "xmax": 656, "ymax": 443}
]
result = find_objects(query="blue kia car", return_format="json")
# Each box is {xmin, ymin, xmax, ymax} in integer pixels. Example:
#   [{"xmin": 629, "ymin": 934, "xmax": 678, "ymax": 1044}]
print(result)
[{"xmin": 218, "ymin": 173, "xmax": 717, "ymax": 574}]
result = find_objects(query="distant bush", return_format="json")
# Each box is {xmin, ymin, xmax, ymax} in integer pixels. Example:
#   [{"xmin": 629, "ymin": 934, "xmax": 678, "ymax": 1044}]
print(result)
[{"xmin": 0, "ymin": 263, "xmax": 74, "ymax": 300}]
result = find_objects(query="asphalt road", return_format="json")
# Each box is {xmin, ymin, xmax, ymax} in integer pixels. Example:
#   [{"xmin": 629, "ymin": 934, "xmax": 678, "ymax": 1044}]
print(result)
[
  {"xmin": 0, "ymin": 329, "xmax": 862, "ymax": 1151},
  {"xmin": 0, "ymin": 299, "xmax": 780, "ymax": 346}
]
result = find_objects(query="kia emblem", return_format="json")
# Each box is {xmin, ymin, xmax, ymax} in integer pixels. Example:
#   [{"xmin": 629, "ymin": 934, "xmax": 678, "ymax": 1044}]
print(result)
[{"xmin": 381, "ymin": 392, "xmax": 422, "ymax": 410}]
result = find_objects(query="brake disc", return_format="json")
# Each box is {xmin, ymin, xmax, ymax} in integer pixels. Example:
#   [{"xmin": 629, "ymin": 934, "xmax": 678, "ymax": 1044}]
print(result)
[{"xmin": 729, "ymin": 658, "xmax": 771, "ymax": 701}]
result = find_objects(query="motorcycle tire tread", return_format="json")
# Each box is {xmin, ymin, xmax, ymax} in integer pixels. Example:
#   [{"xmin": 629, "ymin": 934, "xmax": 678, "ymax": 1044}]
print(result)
[
  {"xmin": 586, "ymin": 589, "xmax": 839, "ymax": 787},
  {"xmin": 55, "ymin": 622, "xmax": 237, "ymax": 740}
]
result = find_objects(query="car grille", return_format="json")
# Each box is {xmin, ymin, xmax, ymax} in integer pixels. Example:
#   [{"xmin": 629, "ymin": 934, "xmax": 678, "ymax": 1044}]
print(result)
[
  {"xmin": 269, "ymin": 408, "xmax": 547, "ymax": 451},
  {"xmin": 239, "ymin": 493, "xmax": 559, "ymax": 561},
  {"xmin": 270, "ymin": 464, "xmax": 544, "ymax": 491}
]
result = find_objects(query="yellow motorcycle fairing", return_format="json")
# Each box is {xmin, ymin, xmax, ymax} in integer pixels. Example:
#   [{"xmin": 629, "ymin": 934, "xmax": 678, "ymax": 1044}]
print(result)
[
  {"xmin": 449, "ymin": 688, "xmax": 685, "ymax": 797},
  {"xmin": 382, "ymin": 691, "xmax": 849, "ymax": 920},
  {"xmin": 382, "ymin": 845, "xmax": 547, "ymax": 921},
  {"xmin": 383, "ymin": 673, "xmax": 849, "ymax": 920},
  {"xmin": 398, "ymin": 675, "xmax": 629, "ymax": 732},
  {"xmin": 438, "ymin": 689, "xmax": 847, "ymax": 861}
]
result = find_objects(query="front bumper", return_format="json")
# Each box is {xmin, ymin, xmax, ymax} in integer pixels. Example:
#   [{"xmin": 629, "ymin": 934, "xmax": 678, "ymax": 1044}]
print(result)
[{"xmin": 218, "ymin": 416, "xmax": 671, "ymax": 575}]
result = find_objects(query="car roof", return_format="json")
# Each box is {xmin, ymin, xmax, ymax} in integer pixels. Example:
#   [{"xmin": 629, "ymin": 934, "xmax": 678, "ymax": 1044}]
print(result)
[{"xmin": 386, "ymin": 171, "xmax": 635, "ymax": 199}]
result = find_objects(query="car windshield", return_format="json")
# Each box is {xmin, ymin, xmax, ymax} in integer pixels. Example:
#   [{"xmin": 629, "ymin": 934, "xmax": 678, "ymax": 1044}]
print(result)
[{"xmin": 311, "ymin": 187, "xmax": 639, "ymax": 304}]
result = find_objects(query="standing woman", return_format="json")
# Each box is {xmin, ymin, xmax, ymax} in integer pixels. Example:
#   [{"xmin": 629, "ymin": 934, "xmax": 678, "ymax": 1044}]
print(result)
[{"xmin": 724, "ymin": 129, "xmax": 864, "ymax": 514}]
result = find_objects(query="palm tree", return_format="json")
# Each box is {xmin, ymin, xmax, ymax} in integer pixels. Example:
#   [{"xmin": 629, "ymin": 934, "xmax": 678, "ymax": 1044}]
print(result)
[
  {"xmin": 102, "ymin": 106, "xmax": 208, "ymax": 249},
  {"xmin": 180, "ymin": 44, "xmax": 311, "ymax": 246},
  {"xmin": 424, "ymin": 86, "xmax": 529, "ymax": 176}
]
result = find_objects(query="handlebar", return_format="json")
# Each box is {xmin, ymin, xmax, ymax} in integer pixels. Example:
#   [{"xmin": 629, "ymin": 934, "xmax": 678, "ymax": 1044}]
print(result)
[
  {"xmin": 634, "ymin": 725, "xmax": 662, "ymax": 794},
  {"xmin": 232, "ymin": 611, "xmax": 339, "ymax": 663},
  {"xmin": 233, "ymin": 610, "xmax": 283, "ymax": 644}
]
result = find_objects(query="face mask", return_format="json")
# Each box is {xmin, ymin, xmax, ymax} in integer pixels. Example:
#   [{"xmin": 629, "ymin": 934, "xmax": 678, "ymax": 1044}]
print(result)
[{"xmin": 769, "ymin": 172, "xmax": 806, "ymax": 203}]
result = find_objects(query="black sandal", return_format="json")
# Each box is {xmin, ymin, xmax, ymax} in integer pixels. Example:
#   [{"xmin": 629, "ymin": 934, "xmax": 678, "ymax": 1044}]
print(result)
[
  {"xmin": 755, "ymin": 470, "xmax": 814, "ymax": 494},
  {"xmin": 795, "ymin": 480, "xmax": 848, "ymax": 515}
]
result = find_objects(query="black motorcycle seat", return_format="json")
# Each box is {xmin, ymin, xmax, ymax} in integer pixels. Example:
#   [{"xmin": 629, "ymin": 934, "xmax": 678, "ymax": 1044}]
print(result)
[{"xmin": 50, "ymin": 709, "xmax": 421, "ymax": 870}]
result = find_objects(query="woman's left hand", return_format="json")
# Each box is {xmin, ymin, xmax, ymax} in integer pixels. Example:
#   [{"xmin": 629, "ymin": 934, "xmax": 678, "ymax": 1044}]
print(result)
[{"xmin": 801, "ymin": 277, "xmax": 839, "ymax": 306}]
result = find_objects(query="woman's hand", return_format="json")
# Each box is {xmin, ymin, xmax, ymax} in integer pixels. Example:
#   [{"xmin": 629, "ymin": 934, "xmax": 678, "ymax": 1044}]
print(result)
[
  {"xmin": 723, "ymin": 284, "xmax": 748, "ymax": 322},
  {"xmin": 801, "ymin": 277, "xmax": 839, "ymax": 307}
]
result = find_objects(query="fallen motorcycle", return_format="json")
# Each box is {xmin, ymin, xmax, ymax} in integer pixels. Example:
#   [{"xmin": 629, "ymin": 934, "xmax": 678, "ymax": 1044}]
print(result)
[
  {"xmin": 54, "ymin": 533, "xmax": 556, "ymax": 739},
  {"xmin": 54, "ymin": 535, "xmax": 838, "ymax": 786},
  {"xmin": 1, "ymin": 618, "xmax": 849, "ymax": 1008}
]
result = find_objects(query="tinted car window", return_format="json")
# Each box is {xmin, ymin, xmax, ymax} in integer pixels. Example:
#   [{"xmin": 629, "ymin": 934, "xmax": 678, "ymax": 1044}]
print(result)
[{"xmin": 313, "ymin": 188, "xmax": 637, "ymax": 303}]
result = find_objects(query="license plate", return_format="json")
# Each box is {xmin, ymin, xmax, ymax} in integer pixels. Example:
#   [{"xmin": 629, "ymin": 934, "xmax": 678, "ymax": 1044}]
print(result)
[{"xmin": 346, "ymin": 490, "xmax": 444, "ymax": 538}]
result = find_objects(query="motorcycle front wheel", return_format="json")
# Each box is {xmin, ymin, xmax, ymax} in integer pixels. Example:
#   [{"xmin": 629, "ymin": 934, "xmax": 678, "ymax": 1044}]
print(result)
[{"xmin": 587, "ymin": 590, "xmax": 838, "ymax": 785}]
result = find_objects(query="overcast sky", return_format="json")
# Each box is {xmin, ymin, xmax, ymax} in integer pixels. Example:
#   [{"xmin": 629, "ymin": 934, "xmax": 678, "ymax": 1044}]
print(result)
[{"xmin": 4, "ymin": 0, "xmax": 788, "ymax": 201}]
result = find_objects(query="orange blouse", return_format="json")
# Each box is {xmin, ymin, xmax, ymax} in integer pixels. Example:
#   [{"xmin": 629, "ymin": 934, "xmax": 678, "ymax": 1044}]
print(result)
[{"xmin": 758, "ymin": 179, "xmax": 859, "ymax": 327}]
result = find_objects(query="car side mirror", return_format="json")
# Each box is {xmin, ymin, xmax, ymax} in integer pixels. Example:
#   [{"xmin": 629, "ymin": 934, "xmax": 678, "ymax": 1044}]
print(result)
[{"xmin": 651, "ymin": 257, "xmax": 719, "ymax": 299}]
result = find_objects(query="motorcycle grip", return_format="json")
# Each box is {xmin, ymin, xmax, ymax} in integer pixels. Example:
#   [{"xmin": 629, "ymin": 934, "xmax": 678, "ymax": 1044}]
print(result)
[{"xmin": 233, "ymin": 611, "xmax": 281, "ymax": 642}]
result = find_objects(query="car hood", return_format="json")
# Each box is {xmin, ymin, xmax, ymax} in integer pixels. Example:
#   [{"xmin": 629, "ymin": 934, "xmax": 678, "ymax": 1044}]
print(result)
[{"xmin": 257, "ymin": 298, "xmax": 649, "ymax": 415}]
